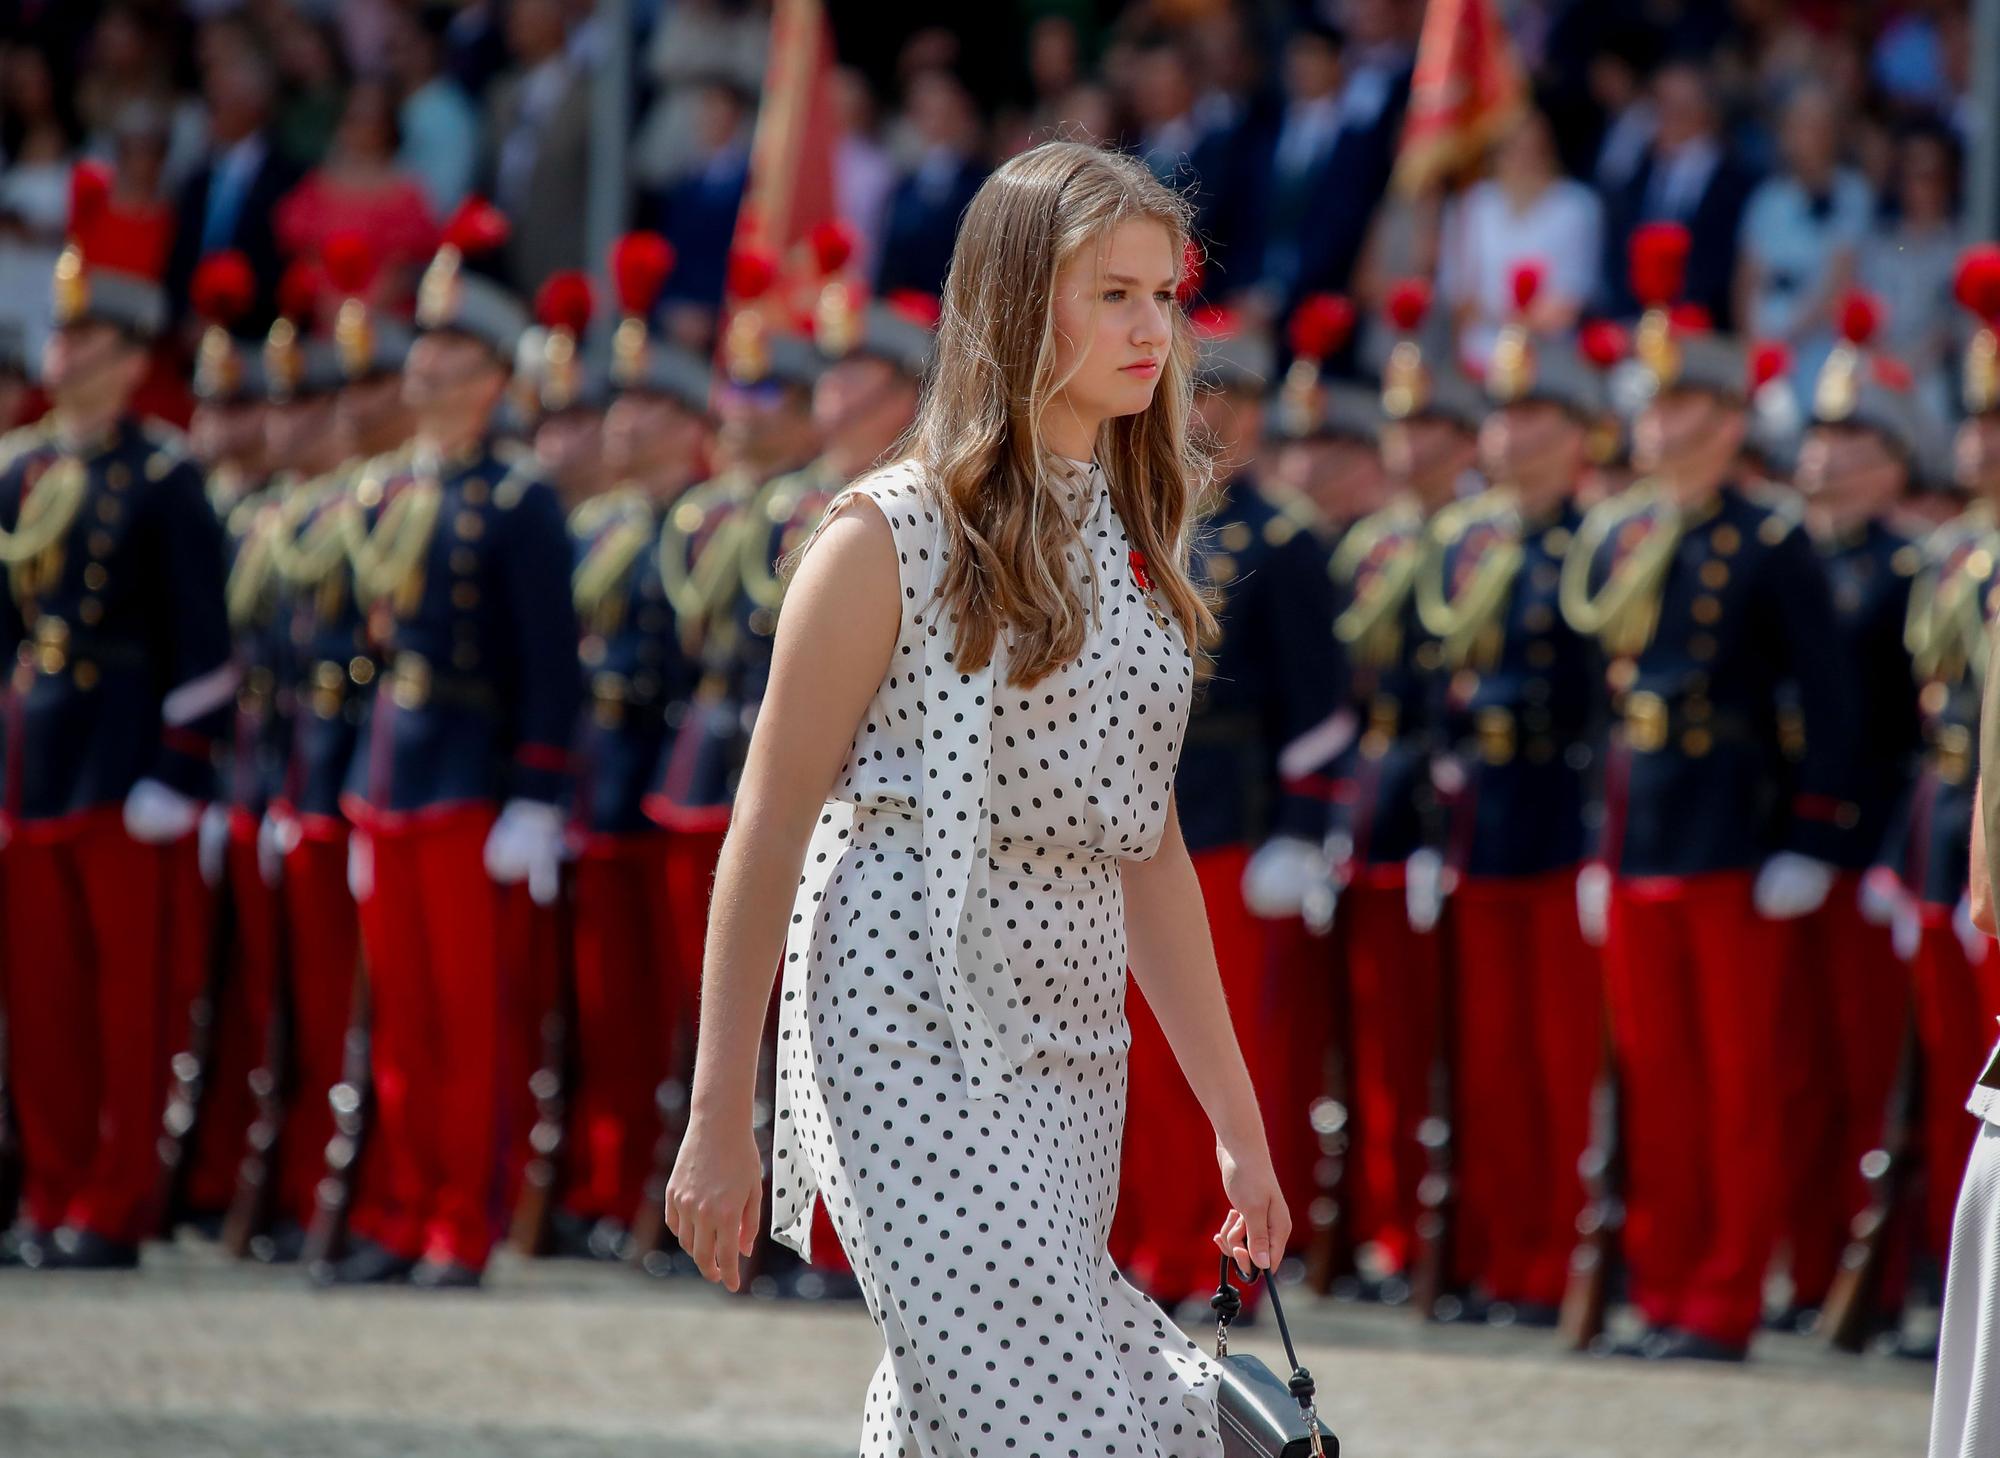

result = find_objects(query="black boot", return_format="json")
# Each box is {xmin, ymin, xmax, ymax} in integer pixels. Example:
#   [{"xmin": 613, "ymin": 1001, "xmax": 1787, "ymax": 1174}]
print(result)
[
  {"xmin": 38, "ymin": 1226, "xmax": 141, "ymax": 1270},
  {"xmin": 314, "ymin": 1237, "xmax": 417, "ymax": 1287},
  {"xmin": 409, "ymin": 1257, "xmax": 483, "ymax": 1289}
]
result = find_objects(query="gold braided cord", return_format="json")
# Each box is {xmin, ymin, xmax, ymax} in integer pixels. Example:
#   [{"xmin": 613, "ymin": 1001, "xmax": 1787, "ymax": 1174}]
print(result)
[
  {"xmin": 271, "ymin": 480, "xmax": 362, "ymax": 588},
  {"xmin": 1415, "ymin": 490, "xmax": 1525, "ymax": 670},
  {"xmin": 740, "ymin": 459, "xmax": 839, "ymax": 612},
  {"xmin": 0, "ymin": 453, "xmax": 86, "ymax": 568},
  {"xmin": 658, "ymin": 474, "xmax": 753, "ymax": 654},
  {"xmin": 1907, "ymin": 507, "xmax": 2000, "ymax": 685},
  {"xmin": 572, "ymin": 487, "xmax": 655, "ymax": 633},
  {"xmin": 226, "ymin": 502, "xmax": 283, "ymax": 628},
  {"xmin": 348, "ymin": 476, "xmax": 443, "ymax": 606},
  {"xmin": 1332, "ymin": 502, "xmax": 1427, "ymax": 667},
  {"xmin": 1558, "ymin": 481, "xmax": 1685, "ymax": 658}
]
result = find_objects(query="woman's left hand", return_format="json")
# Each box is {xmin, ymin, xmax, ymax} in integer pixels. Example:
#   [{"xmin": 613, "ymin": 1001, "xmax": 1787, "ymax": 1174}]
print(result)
[{"xmin": 1213, "ymin": 1138, "xmax": 1289, "ymax": 1276}]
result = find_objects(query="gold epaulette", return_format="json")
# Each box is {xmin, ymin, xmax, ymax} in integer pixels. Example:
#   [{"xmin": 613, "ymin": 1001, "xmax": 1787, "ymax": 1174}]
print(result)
[{"xmin": 0, "ymin": 421, "xmax": 49, "ymax": 475}]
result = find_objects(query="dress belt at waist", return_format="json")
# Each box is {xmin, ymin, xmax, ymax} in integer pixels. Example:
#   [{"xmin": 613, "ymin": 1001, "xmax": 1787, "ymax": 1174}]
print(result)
[{"xmin": 845, "ymin": 800, "xmax": 1119, "ymax": 878}]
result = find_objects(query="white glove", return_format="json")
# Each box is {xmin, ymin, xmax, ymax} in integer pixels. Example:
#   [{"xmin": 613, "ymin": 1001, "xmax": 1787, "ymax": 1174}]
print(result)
[
  {"xmin": 257, "ymin": 809, "xmax": 296, "ymax": 889},
  {"xmin": 1241, "ymin": 835, "xmax": 1326, "ymax": 920},
  {"xmin": 1577, "ymin": 862, "xmax": 1610, "ymax": 948},
  {"xmin": 196, "ymin": 801, "xmax": 230, "ymax": 888},
  {"xmin": 1891, "ymin": 903, "xmax": 1921, "ymax": 963},
  {"xmin": 1404, "ymin": 847, "xmax": 1451, "ymax": 934},
  {"xmin": 126, "ymin": 777, "xmax": 203, "ymax": 847},
  {"xmin": 1957, "ymin": 893, "xmax": 1992, "ymax": 965},
  {"xmin": 482, "ymin": 798, "xmax": 565, "ymax": 906},
  {"xmin": 347, "ymin": 830, "xmax": 374, "ymax": 902},
  {"xmin": 1857, "ymin": 866, "xmax": 1908, "ymax": 927},
  {"xmin": 1753, "ymin": 852, "xmax": 1835, "ymax": 920}
]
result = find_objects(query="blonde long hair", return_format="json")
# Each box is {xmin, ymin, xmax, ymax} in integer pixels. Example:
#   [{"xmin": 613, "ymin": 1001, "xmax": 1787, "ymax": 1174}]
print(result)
[{"xmin": 896, "ymin": 140, "xmax": 1220, "ymax": 688}]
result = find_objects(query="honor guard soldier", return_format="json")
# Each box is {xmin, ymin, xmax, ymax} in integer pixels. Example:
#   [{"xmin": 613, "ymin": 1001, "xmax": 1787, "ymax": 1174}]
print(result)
[
  {"xmin": 0, "ymin": 244, "xmax": 234, "ymax": 1269},
  {"xmin": 1897, "ymin": 244, "xmax": 2000, "ymax": 1279},
  {"xmin": 1775, "ymin": 295, "xmax": 1927, "ymax": 1323},
  {"xmin": 328, "ymin": 202, "xmax": 581, "ymax": 1287},
  {"xmin": 1414, "ymin": 261, "xmax": 1607, "ymax": 1323},
  {"xmin": 518, "ymin": 271, "xmax": 609, "ymax": 512},
  {"xmin": 185, "ymin": 251, "xmax": 267, "ymax": 518},
  {"xmin": 642, "ymin": 262, "xmax": 823, "ymax": 980},
  {"xmin": 554, "ymin": 230, "xmax": 706, "ymax": 1261},
  {"xmin": 185, "ymin": 263, "xmax": 351, "ymax": 1233},
  {"xmin": 275, "ymin": 232, "xmax": 416, "ymax": 1264},
  {"xmin": 1323, "ymin": 278, "xmax": 1485, "ymax": 1296},
  {"xmin": 1561, "ymin": 222, "xmax": 1857, "ymax": 1360}
]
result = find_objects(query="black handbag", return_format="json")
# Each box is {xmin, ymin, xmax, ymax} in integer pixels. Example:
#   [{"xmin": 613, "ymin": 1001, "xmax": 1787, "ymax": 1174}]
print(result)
[{"xmin": 1209, "ymin": 1253, "xmax": 1339, "ymax": 1458}]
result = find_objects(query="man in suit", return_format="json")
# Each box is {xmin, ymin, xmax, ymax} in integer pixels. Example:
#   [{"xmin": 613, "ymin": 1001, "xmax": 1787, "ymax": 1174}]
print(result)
[
  {"xmin": 1128, "ymin": 33, "xmax": 1243, "ymax": 295},
  {"xmin": 651, "ymin": 76, "xmax": 754, "ymax": 345},
  {"xmin": 164, "ymin": 48, "xmax": 300, "ymax": 334},
  {"xmin": 1229, "ymin": 19, "xmax": 1411, "ymax": 331},
  {"xmin": 1596, "ymin": 60, "xmax": 1756, "ymax": 330},
  {"xmin": 874, "ymin": 70, "xmax": 987, "ymax": 301},
  {"xmin": 482, "ymin": 0, "xmax": 591, "ymax": 294}
]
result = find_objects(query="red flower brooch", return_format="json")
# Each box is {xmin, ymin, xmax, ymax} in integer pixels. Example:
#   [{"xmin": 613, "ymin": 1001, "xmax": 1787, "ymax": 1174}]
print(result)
[{"xmin": 1128, "ymin": 548, "xmax": 1154, "ymax": 591}]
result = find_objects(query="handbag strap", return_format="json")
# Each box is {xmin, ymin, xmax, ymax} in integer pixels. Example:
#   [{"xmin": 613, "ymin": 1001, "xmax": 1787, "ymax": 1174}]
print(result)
[{"xmin": 1211, "ymin": 1254, "xmax": 1328, "ymax": 1457}]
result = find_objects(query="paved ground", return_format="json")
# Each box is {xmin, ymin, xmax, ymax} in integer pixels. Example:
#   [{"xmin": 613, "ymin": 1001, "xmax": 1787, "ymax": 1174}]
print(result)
[{"xmin": 0, "ymin": 1240, "xmax": 1933, "ymax": 1457}]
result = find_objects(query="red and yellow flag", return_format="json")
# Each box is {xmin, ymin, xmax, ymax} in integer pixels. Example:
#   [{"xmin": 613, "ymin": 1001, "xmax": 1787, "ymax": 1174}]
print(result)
[{"xmin": 1392, "ymin": 0, "xmax": 1526, "ymax": 196}]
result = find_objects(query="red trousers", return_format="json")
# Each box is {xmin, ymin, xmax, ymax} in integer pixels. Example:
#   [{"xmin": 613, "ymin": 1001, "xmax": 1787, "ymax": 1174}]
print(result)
[
  {"xmin": 182, "ymin": 810, "xmax": 283, "ymax": 1216},
  {"xmin": 1338, "ymin": 870, "xmax": 1443, "ymax": 1277},
  {"xmin": 1777, "ymin": 876, "xmax": 1910, "ymax": 1309},
  {"xmin": 1249, "ymin": 914, "xmax": 1339, "ymax": 1243},
  {"xmin": 351, "ymin": 806, "xmax": 510, "ymax": 1269},
  {"xmin": 564, "ymin": 833, "xmax": 674, "ymax": 1226},
  {"xmin": 1111, "ymin": 843, "xmax": 1260, "ymax": 1304},
  {"xmin": 662, "ymin": 821, "xmax": 850, "ymax": 1273},
  {"xmin": 1, "ymin": 811, "xmax": 205, "ymax": 1242},
  {"xmin": 276, "ymin": 828, "xmax": 362, "ymax": 1233},
  {"xmin": 1451, "ymin": 870, "xmax": 1603, "ymax": 1307},
  {"xmin": 1912, "ymin": 913, "xmax": 2000, "ymax": 1268},
  {"xmin": 1605, "ymin": 870, "xmax": 1785, "ymax": 1347}
]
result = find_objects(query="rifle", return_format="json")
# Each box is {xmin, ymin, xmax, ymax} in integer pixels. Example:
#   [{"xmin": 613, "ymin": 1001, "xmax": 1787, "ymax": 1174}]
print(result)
[
  {"xmin": 1820, "ymin": 1014, "xmax": 1922, "ymax": 1352},
  {"xmin": 301, "ymin": 958, "xmax": 371, "ymax": 1269},
  {"xmin": 1409, "ymin": 879, "xmax": 1458, "ymax": 1320},
  {"xmin": 628, "ymin": 1052, "xmax": 694, "ymax": 1270},
  {"xmin": 1302, "ymin": 893, "xmax": 1356, "ymax": 1295},
  {"xmin": 509, "ymin": 864, "xmax": 578, "ymax": 1256},
  {"xmin": 155, "ymin": 845, "xmax": 236, "ymax": 1234},
  {"xmin": 1558, "ymin": 1023, "xmax": 1626, "ymax": 1350},
  {"xmin": 222, "ymin": 887, "xmax": 294, "ymax": 1258}
]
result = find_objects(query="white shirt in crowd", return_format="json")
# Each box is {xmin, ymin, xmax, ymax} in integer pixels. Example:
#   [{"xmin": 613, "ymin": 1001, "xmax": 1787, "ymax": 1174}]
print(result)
[{"xmin": 1437, "ymin": 176, "xmax": 1603, "ymax": 372}]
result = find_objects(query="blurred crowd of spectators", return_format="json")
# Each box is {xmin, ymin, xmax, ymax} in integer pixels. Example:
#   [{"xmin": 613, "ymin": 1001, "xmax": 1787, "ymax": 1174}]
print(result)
[{"xmin": 0, "ymin": 0, "xmax": 1990, "ymax": 428}]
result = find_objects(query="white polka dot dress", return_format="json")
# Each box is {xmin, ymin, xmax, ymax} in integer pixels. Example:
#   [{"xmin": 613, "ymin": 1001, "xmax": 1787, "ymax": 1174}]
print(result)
[{"xmin": 769, "ymin": 457, "xmax": 1224, "ymax": 1456}]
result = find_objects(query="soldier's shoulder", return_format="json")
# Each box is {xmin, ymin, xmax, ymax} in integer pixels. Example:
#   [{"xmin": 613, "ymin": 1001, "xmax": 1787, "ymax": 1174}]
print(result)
[
  {"xmin": 0, "ymin": 420, "xmax": 50, "ymax": 474},
  {"xmin": 1428, "ymin": 488, "xmax": 1511, "ymax": 548},
  {"xmin": 134, "ymin": 420, "xmax": 201, "ymax": 486},
  {"xmin": 490, "ymin": 441, "xmax": 554, "ymax": 511},
  {"xmin": 1877, "ymin": 520, "xmax": 1923, "ymax": 577},
  {"xmin": 1735, "ymin": 480, "xmax": 1805, "ymax": 546}
]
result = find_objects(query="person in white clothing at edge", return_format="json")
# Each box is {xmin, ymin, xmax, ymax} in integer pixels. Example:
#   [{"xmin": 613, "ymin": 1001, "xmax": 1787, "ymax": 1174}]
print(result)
[
  {"xmin": 663, "ymin": 139, "xmax": 1289, "ymax": 1455},
  {"xmin": 1933, "ymin": 683, "xmax": 2000, "ymax": 1457}
]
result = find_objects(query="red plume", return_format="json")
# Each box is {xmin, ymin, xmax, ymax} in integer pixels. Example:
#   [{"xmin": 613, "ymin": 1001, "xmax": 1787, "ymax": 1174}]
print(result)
[
  {"xmin": 883, "ymin": 288, "xmax": 941, "ymax": 330},
  {"xmin": 1629, "ymin": 222, "xmax": 1691, "ymax": 309},
  {"xmin": 441, "ymin": 197, "xmax": 510, "ymax": 257},
  {"xmin": 535, "ymin": 270, "xmax": 596, "ymax": 336},
  {"xmin": 1288, "ymin": 294, "xmax": 1355, "ymax": 361},
  {"xmin": 727, "ymin": 246, "xmax": 778, "ymax": 301},
  {"xmin": 277, "ymin": 258, "xmax": 321, "ymax": 323},
  {"xmin": 191, "ymin": 251, "xmax": 256, "ymax": 328},
  {"xmin": 808, "ymin": 219, "xmax": 855, "ymax": 276},
  {"xmin": 1578, "ymin": 319, "xmax": 1628, "ymax": 370},
  {"xmin": 68, "ymin": 162, "xmax": 112, "ymax": 235},
  {"xmin": 1177, "ymin": 238, "xmax": 1205, "ymax": 304},
  {"xmin": 1838, "ymin": 290, "xmax": 1881, "ymax": 348},
  {"xmin": 1953, "ymin": 244, "xmax": 2000, "ymax": 323},
  {"xmin": 1386, "ymin": 279, "xmax": 1431, "ymax": 333},
  {"xmin": 1669, "ymin": 301, "xmax": 1711, "ymax": 332},
  {"xmin": 322, "ymin": 231, "xmax": 376, "ymax": 296},
  {"xmin": 610, "ymin": 231, "xmax": 675, "ymax": 316},
  {"xmin": 1748, "ymin": 340, "xmax": 1790, "ymax": 393},
  {"xmin": 1510, "ymin": 261, "xmax": 1545, "ymax": 314}
]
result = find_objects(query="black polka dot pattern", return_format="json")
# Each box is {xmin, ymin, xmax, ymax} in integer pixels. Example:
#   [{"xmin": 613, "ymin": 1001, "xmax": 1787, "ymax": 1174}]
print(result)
[{"xmin": 769, "ymin": 459, "xmax": 1218, "ymax": 1455}]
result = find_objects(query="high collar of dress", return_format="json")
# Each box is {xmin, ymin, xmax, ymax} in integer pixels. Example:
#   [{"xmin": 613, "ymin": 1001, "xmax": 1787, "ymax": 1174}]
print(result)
[{"xmin": 1053, "ymin": 453, "xmax": 1105, "ymax": 526}]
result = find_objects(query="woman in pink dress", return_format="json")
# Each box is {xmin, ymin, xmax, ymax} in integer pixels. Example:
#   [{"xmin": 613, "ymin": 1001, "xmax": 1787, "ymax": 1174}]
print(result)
[{"xmin": 274, "ymin": 78, "xmax": 437, "ymax": 321}]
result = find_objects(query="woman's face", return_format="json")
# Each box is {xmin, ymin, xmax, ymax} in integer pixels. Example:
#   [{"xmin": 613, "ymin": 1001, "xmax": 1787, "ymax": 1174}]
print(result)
[{"xmin": 1047, "ymin": 219, "xmax": 1176, "ymax": 433}]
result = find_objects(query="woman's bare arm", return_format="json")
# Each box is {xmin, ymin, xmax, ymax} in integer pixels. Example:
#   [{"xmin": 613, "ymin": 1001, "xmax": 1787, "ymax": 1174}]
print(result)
[
  {"xmin": 688, "ymin": 494, "xmax": 901, "ymax": 1123},
  {"xmin": 1121, "ymin": 790, "xmax": 1288, "ymax": 1265},
  {"xmin": 1973, "ymin": 778, "xmax": 1994, "ymax": 936}
]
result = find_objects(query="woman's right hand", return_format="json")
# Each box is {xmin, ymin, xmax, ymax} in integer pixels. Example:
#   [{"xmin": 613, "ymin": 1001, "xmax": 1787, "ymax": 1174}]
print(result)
[{"xmin": 663, "ymin": 1113, "xmax": 765, "ymax": 1292}]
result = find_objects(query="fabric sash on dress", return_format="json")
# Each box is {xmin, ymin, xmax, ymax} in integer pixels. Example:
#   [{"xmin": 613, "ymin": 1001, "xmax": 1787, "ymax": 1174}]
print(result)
[{"xmin": 769, "ymin": 468, "xmax": 1124, "ymax": 1257}]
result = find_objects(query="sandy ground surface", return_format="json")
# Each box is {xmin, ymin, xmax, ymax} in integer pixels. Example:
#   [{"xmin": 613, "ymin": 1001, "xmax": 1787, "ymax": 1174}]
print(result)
[{"xmin": 0, "ymin": 1239, "xmax": 1933, "ymax": 1457}]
